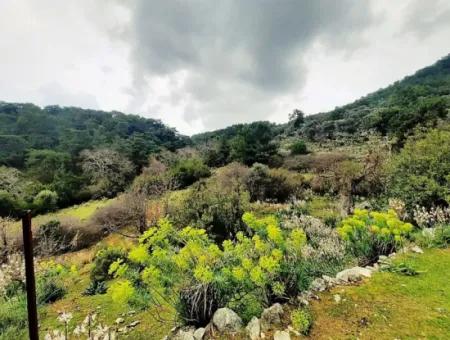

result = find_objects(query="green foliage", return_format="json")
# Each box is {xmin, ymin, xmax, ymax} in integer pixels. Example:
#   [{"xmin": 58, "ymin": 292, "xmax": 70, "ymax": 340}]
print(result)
[
  {"xmin": 0, "ymin": 295, "xmax": 27, "ymax": 338},
  {"xmin": 381, "ymin": 261, "xmax": 419, "ymax": 276},
  {"xmin": 107, "ymin": 280, "xmax": 135, "ymax": 304},
  {"xmin": 105, "ymin": 213, "xmax": 308, "ymax": 324},
  {"xmin": 33, "ymin": 189, "xmax": 59, "ymax": 213},
  {"xmin": 338, "ymin": 209, "xmax": 414, "ymax": 264},
  {"xmin": 388, "ymin": 126, "xmax": 450, "ymax": 210},
  {"xmin": 226, "ymin": 292, "xmax": 264, "ymax": 324},
  {"xmin": 90, "ymin": 247, "xmax": 127, "ymax": 286},
  {"xmin": 291, "ymin": 308, "xmax": 312, "ymax": 335},
  {"xmin": 168, "ymin": 163, "xmax": 250, "ymax": 241},
  {"xmin": 289, "ymin": 139, "xmax": 309, "ymax": 155},
  {"xmin": 170, "ymin": 158, "xmax": 211, "ymax": 189},
  {"xmin": 246, "ymin": 164, "xmax": 304, "ymax": 203},
  {"xmin": 229, "ymin": 122, "xmax": 279, "ymax": 166}
]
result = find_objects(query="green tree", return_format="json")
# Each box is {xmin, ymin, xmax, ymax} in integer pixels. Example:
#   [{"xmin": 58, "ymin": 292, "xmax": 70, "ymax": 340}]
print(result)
[{"xmin": 388, "ymin": 126, "xmax": 450, "ymax": 209}]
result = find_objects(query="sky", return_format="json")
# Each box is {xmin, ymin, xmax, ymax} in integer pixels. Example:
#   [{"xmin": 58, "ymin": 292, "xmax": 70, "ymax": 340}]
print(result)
[{"xmin": 0, "ymin": 0, "xmax": 449, "ymax": 135}]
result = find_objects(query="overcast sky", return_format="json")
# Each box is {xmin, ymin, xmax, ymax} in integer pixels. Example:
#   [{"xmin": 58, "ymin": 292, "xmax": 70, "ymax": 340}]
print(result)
[{"xmin": 1, "ymin": 0, "xmax": 449, "ymax": 135}]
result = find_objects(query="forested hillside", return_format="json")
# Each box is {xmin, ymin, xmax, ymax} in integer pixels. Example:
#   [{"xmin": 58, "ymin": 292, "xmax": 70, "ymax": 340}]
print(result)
[{"xmin": 0, "ymin": 104, "xmax": 188, "ymax": 215}]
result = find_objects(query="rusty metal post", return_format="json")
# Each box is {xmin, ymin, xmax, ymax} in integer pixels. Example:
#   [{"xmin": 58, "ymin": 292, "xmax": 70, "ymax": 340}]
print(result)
[{"xmin": 22, "ymin": 211, "xmax": 39, "ymax": 340}]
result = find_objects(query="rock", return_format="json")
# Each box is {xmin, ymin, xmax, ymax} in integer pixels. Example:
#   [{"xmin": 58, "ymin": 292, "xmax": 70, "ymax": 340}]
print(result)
[
  {"xmin": 297, "ymin": 296, "xmax": 309, "ymax": 306},
  {"xmin": 172, "ymin": 329, "xmax": 195, "ymax": 340},
  {"xmin": 322, "ymin": 275, "xmax": 337, "ymax": 287},
  {"xmin": 310, "ymin": 278, "xmax": 327, "ymax": 291},
  {"xmin": 411, "ymin": 246, "xmax": 424, "ymax": 254},
  {"xmin": 334, "ymin": 294, "xmax": 341, "ymax": 303},
  {"xmin": 378, "ymin": 255, "xmax": 388, "ymax": 262},
  {"xmin": 336, "ymin": 267, "xmax": 372, "ymax": 283},
  {"xmin": 273, "ymin": 330, "xmax": 291, "ymax": 340},
  {"xmin": 260, "ymin": 303, "xmax": 284, "ymax": 332},
  {"xmin": 193, "ymin": 328, "xmax": 205, "ymax": 340},
  {"xmin": 389, "ymin": 252, "xmax": 396, "ymax": 257},
  {"xmin": 212, "ymin": 308, "xmax": 242, "ymax": 333},
  {"xmin": 128, "ymin": 320, "xmax": 140, "ymax": 328},
  {"xmin": 246, "ymin": 317, "xmax": 260, "ymax": 340},
  {"xmin": 115, "ymin": 317, "xmax": 125, "ymax": 324}
]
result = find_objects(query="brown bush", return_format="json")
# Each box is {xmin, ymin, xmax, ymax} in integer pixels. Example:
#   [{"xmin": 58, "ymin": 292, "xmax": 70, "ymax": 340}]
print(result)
[{"xmin": 284, "ymin": 153, "xmax": 349, "ymax": 172}]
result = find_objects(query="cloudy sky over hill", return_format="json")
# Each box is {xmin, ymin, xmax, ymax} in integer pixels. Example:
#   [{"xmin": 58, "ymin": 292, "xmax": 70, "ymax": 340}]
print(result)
[{"xmin": 1, "ymin": 0, "xmax": 449, "ymax": 135}]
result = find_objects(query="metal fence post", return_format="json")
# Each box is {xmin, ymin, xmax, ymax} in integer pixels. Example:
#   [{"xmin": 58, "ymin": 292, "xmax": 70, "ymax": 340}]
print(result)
[{"xmin": 22, "ymin": 211, "xmax": 39, "ymax": 340}]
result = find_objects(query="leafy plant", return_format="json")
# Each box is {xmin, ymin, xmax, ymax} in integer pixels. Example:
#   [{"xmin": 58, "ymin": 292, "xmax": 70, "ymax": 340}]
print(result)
[
  {"xmin": 291, "ymin": 308, "xmax": 312, "ymax": 335},
  {"xmin": 338, "ymin": 209, "xmax": 414, "ymax": 264}
]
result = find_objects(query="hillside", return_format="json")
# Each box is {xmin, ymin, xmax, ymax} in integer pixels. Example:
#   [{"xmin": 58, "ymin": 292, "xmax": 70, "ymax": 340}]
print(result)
[{"xmin": 193, "ymin": 54, "xmax": 450, "ymax": 144}]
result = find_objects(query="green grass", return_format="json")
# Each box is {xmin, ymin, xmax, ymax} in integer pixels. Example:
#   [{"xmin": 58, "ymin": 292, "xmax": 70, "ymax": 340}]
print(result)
[
  {"xmin": 6, "ymin": 199, "xmax": 114, "ymax": 238},
  {"xmin": 309, "ymin": 248, "xmax": 450, "ymax": 339}
]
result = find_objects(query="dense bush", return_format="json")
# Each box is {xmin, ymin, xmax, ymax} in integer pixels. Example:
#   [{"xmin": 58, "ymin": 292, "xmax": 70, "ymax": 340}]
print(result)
[
  {"xmin": 291, "ymin": 308, "xmax": 312, "ymax": 335},
  {"xmin": 338, "ymin": 209, "xmax": 414, "ymax": 264},
  {"xmin": 387, "ymin": 126, "xmax": 450, "ymax": 210},
  {"xmin": 167, "ymin": 163, "xmax": 250, "ymax": 240},
  {"xmin": 289, "ymin": 140, "xmax": 309, "ymax": 155},
  {"xmin": 246, "ymin": 164, "xmax": 304, "ymax": 203},
  {"xmin": 170, "ymin": 158, "xmax": 211, "ymax": 189},
  {"xmin": 107, "ymin": 213, "xmax": 308, "ymax": 325},
  {"xmin": 90, "ymin": 247, "xmax": 127, "ymax": 287}
]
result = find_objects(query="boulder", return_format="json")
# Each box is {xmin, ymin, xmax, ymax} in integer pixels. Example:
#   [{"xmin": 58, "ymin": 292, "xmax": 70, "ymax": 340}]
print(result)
[
  {"xmin": 273, "ymin": 330, "xmax": 291, "ymax": 340},
  {"xmin": 171, "ymin": 329, "xmax": 195, "ymax": 340},
  {"xmin": 193, "ymin": 328, "xmax": 205, "ymax": 340},
  {"xmin": 260, "ymin": 303, "xmax": 284, "ymax": 332},
  {"xmin": 310, "ymin": 278, "xmax": 327, "ymax": 291},
  {"xmin": 246, "ymin": 317, "xmax": 261, "ymax": 340},
  {"xmin": 411, "ymin": 245, "xmax": 424, "ymax": 254},
  {"xmin": 336, "ymin": 267, "xmax": 372, "ymax": 283},
  {"xmin": 212, "ymin": 308, "xmax": 242, "ymax": 333}
]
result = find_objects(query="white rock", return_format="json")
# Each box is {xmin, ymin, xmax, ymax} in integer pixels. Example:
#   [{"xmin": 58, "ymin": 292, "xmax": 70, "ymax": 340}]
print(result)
[
  {"xmin": 261, "ymin": 303, "xmax": 284, "ymax": 332},
  {"xmin": 334, "ymin": 294, "xmax": 342, "ymax": 303},
  {"xmin": 273, "ymin": 330, "xmax": 291, "ymax": 340},
  {"xmin": 246, "ymin": 317, "xmax": 261, "ymax": 340},
  {"xmin": 115, "ymin": 317, "xmax": 125, "ymax": 324},
  {"xmin": 172, "ymin": 329, "xmax": 195, "ymax": 340},
  {"xmin": 336, "ymin": 267, "xmax": 372, "ymax": 282},
  {"xmin": 411, "ymin": 246, "xmax": 424, "ymax": 254},
  {"xmin": 212, "ymin": 308, "xmax": 242, "ymax": 332},
  {"xmin": 128, "ymin": 320, "xmax": 140, "ymax": 328},
  {"xmin": 310, "ymin": 278, "xmax": 327, "ymax": 291},
  {"xmin": 192, "ymin": 327, "xmax": 205, "ymax": 340}
]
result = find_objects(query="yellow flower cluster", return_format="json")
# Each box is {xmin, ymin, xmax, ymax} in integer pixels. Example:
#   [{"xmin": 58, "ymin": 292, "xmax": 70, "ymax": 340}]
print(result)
[{"xmin": 338, "ymin": 209, "xmax": 414, "ymax": 243}]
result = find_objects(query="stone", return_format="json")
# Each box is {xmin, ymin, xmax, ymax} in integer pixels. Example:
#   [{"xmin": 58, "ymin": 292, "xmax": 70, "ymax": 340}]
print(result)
[
  {"xmin": 378, "ymin": 255, "xmax": 388, "ymax": 262},
  {"xmin": 273, "ymin": 330, "xmax": 291, "ymax": 340},
  {"xmin": 260, "ymin": 303, "xmax": 284, "ymax": 332},
  {"xmin": 193, "ymin": 328, "xmax": 205, "ymax": 340},
  {"xmin": 245, "ymin": 317, "xmax": 260, "ymax": 340},
  {"xmin": 336, "ymin": 267, "xmax": 372, "ymax": 283},
  {"xmin": 172, "ymin": 329, "xmax": 195, "ymax": 340},
  {"xmin": 128, "ymin": 320, "xmax": 140, "ymax": 328},
  {"xmin": 212, "ymin": 308, "xmax": 242, "ymax": 333},
  {"xmin": 322, "ymin": 275, "xmax": 337, "ymax": 286},
  {"xmin": 115, "ymin": 317, "xmax": 125, "ymax": 324},
  {"xmin": 411, "ymin": 246, "xmax": 424, "ymax": 254},
  {"xmin": 310, "ymin": 278, "xmax": 327, "ymax": 291}
]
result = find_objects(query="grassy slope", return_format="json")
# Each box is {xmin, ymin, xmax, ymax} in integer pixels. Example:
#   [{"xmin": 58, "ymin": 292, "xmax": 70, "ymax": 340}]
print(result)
[
  {"xmin": 6, "ymin": 199, "xmax": 113, "ymax": 238},
  {"xmin": 308, "ymin": 248, "xmax": 450, "ymax": 339}
]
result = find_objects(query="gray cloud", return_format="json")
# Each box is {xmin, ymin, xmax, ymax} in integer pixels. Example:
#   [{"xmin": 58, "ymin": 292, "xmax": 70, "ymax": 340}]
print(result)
[
  {"xmin": 402, "ymin": 0, "xmax": 450, "ymax": 39},
  {"xmin": 122, "ymin": 0, "xmax": 377, "ymax": 130}
]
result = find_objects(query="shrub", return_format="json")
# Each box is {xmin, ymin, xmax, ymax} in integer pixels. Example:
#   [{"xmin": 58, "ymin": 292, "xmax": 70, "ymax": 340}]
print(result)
[
  {"xmin": 107, "ymin": 213, "xmax": 308, "ymax": 325},
  {"xmin": 90, "ymin": 247, "xmax": 127, "ymax": 286},
  {"xmin": 37, "ymin": 275, "xmax": 66, "ymax": 304},
  {"xmin": 35, "ymin": 220, "xmax": 74, "ymax": 256},
  {"xmin": 0, "ymin": 294, "xmax": 27, "ymax": 337},
  {"xmin": 387, "ymin": 126, "xmax": 450, "ymax": 210},
  {"xmin": 170, "ymin": 158, "xmax": 211, "ymax": 188},
  {"xmin": 337, "ymin": 209, "xmax": 414, "ymax": 264},
  {"xmin": 290, "ymin": 140, "xmax": 309, "ymax": 155},
  {"xmin": 33, "ymin": 189, "xmax": 58, "ymax": 213},
  {"xmin": 167, "ymin": 163, "xmax": 250, "ymax": 240},
  {"xmin": 291, "ymin": 308, "xmax": 312, "ymax": 335},
  {"xmin": 246, "ymin": 164, "xmax": 304, "ymax": 203}
]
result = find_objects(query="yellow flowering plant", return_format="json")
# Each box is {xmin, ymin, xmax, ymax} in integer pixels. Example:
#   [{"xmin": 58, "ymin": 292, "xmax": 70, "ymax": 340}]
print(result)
[
  {"xmin": 337, "ymin": 209, "xmax": 414, "ymax": 264},
  {"xmin": 107, "ymin": 213, "xmax": 308, "ymax": 324}
]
